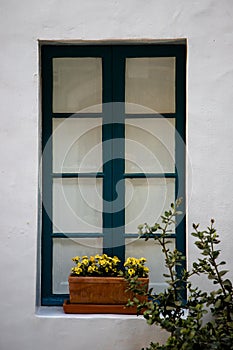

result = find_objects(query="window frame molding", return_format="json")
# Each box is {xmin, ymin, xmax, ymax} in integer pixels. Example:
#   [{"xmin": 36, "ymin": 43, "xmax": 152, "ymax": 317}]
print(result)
[{"xmin": 41, "ymin": 42, "xmax": 186, "ymax": 306}]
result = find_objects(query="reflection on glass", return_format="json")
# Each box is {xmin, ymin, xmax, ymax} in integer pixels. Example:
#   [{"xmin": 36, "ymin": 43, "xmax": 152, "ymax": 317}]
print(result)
[
  {"xmin": 53, "ymin": 178, "xmax": 102, "ymax": 233},
  {"xmin": 125, "ymin": 118, "xmax": 175, "ymax": 173},
  {"xmin": 53, "ymin": 58, "xmax": 102, "ymax": 113},
  {"xmin": 53, "ymin": 118, "xmax": 102, "ymax": 173},
  {"xmin": 125, "ymin": 178, "xmax": 175, "ymax": 233},
  {"xmin": 125, "ymin": 57, "xmax": 175, "ymax": 113},
  {"xmin": 126, "ymin": 238, "xmax": 175, "ymax": 293},
  {"xmin": 53, "ymin": 238, "xmax": 103, "ymax": 293}
]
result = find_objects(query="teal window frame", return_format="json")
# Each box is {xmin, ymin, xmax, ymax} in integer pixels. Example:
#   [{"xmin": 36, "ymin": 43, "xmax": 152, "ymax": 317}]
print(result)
[{"xmin": 41, "ymin": 43, "xmax": 186, "ymax": 306}]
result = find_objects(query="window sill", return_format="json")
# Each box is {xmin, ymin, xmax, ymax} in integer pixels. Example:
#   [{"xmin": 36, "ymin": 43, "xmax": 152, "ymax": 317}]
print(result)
[{"xmin": 35, "ymin": 306, "xmax": 144, "ymax": 319}]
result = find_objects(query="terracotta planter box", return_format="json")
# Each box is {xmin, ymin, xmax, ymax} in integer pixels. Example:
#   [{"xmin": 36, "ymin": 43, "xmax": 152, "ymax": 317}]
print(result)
[
  {"xmin": 63, "ymin": 300, "xmax": 144, "ymax": 314},
  {"xmin": 68, "ymin": 275, "xmax": 149, "ymax": 305}
]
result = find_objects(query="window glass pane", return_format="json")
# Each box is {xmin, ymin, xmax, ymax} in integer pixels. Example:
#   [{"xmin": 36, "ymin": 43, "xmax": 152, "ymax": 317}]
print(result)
[
  {"xmin": 53, "ymin": 238, "xmax": 103, "ymax": 294},
  {"xmin": 125, "ymin": 57, "xmax": 175, "ymax": 114},
  {"xmin": 53, "ymin": 118, "xmax": 102, "ymax": 173},
  {"xmin": 126, "ymin": 238, "xmax": 175, "ymax": 293},
  {"xmin": 125, "ymin": 118, "xmax": 175, "ymax": 173},
  {"xmin": 53, "ymin": 58, "xmax": 102, "ymax": 113},
  {"xmin": 53, "ymin": 178, "xmax": 102, "ymax": 233},
  {"xmin": 125, "ymin": 178, "xmax": 175, "ymax": 233}
]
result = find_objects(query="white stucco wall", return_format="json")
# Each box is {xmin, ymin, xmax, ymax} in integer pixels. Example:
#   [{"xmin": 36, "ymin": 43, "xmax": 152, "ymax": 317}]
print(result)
[{"xmin": 1, "ymin": 0, "xmax": 233, "ymax": 349}]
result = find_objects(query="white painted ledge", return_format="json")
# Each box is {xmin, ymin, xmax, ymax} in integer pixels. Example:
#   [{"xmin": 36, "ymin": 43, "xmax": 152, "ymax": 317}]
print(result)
[{"xmin": 36, "ymin": 306, "xmax": 145, "ymax": 319}]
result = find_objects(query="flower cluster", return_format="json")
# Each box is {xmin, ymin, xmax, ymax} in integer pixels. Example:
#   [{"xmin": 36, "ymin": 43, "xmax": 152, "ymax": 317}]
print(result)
[
  {"xmin": 124, "ymin": 257, "xmax": 149, "ymax": 278},
  {"xmin": 71, "ymin": 254, "xmax": 121, "ymax": 277},
  {"xmin": 71, "ymin": 254, "xmax": 150, "ymax": 278}
]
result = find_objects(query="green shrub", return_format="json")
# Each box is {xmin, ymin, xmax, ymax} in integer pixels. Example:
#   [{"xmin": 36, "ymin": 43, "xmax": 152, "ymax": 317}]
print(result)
[{"xmin": 126, "ymin": 199, "xmax": 233, "ymax": 350}]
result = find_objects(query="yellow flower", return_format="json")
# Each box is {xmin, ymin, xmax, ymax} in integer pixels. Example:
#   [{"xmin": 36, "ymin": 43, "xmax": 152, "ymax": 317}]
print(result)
[
  {"xmin": 112, "ymin": 256, "xmax": 120, "ymax": 263},
  {"xmin": 72, "ymin": 256, "xmax": 80, "ymax": 262},
  {"xmin": 82, "ymin": 258, "xmax": 89, "ymax": 265},
  {"xmin": 140, "ymin": 257, "xmax": 147, "ymax": 263},
  {"xmin": 128, "ymin": 268, "xmax": 135, "ymax": 276},
  {"xmin": 88, "ymin": 266, "xmax": 94, "ymax": 273},
  {"xmin": 72, "ymin": 267, "xmax": 82, "ymax": 275},
  {"xmin": 89, "ymin": 256, "xmax": 95, "ymax": 262}
]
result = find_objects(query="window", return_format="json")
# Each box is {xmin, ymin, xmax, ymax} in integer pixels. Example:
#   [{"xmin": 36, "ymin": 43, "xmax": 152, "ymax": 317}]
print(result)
[{"xmin": 41, "ymin": 43, "xmax": 186, "ymax": 306}]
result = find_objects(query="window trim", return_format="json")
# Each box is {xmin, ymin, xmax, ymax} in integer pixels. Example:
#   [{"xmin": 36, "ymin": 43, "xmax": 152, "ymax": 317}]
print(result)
[{"xmin": 41, "ymin": 43, "xmax": 186, "ymax": 306}]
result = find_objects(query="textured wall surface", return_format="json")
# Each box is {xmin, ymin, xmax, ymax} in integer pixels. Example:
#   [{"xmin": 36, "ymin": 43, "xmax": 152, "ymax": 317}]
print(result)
[{"xmin": 1, "ymin": 0, "xmax": 233, "ymax": 349}]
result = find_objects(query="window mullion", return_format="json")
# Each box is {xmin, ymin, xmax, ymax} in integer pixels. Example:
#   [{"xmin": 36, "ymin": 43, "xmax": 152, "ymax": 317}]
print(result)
[
  {"xmin": 102, "ymin": 49, "xmax": 114, "ymax": 256},
  {"xmin": 110, "ymin": 47, "xmax": 126, "ymax": 262}
]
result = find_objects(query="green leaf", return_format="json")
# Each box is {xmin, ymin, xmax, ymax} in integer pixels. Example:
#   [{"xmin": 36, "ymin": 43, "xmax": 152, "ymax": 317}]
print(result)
[
  {"xmin": 223, "ymin": 279, "xmax": 232, "ymax": 291},
  {"xmin": 214, "ymin": 299, "xmax": 222, "ymax": 308},
  {"xmin": 137, "ymin": 224, "xmax": 144, "ymax": 230},
  {"xmin": 224, "ymin": 295, "xmax": 232, "ymax": 303},
  {"xmin": 219, "ymin": 270, "xmax": 228, "ymax": 277},
  {"xmin": 208, "ymin": 274, "xmax": 216, "ymax": 280},
  {"xmin": 192, "ymin": 223, "xmax": 199, "ymax": 230},
  {"xmin": 174, "ymin": 301, "xmax": 182, "ymax": 307},
  {"xmin": 195, "ymin": 241, "xmax": 205, "ymax": 249},
  {"xmin": 151, "ymin": 224, "xmax": 160, "ymax": 231},
  {"xmin": 191, "ymin": 232, "xmax": 199, "ymax": 238},
  {"xmin": 212, "ymin": 251, "xmax": 220, "ymax": 259}
]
